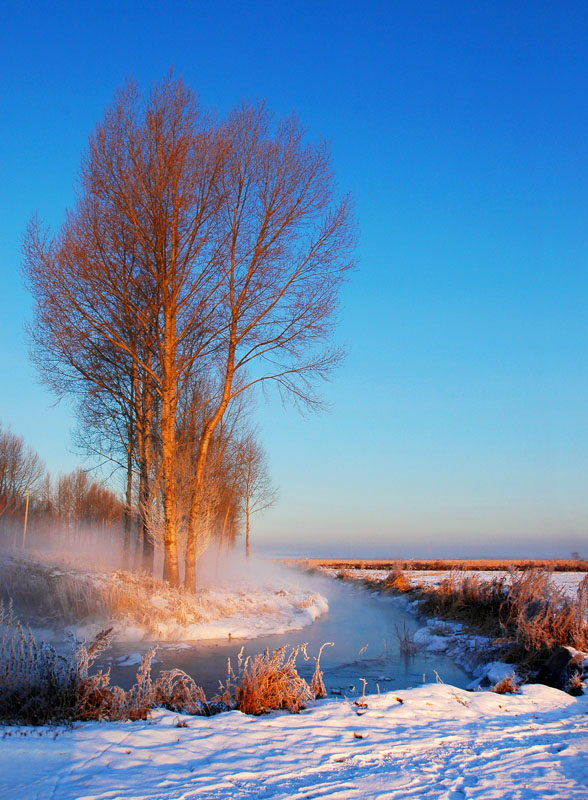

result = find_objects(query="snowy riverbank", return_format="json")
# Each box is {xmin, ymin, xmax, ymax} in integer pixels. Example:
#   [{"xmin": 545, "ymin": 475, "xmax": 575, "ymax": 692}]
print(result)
[
  {"xmin": 0, "ymin": 549, "xmax": 329, "ymax": 643},
  {"xmin": 317, "ymin": 566, "xmax": 588, "ymax": 599},
  {"xmin": 1, "ymin": 683, "xmax": 587, "ymax": 799}
]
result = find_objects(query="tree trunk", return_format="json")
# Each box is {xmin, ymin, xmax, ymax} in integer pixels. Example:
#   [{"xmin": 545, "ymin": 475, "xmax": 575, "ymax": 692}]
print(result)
[
  {"xmin": 161, "ymin": 312, "xmax": 180, "ymax": 586},
  {"xmin": 185, "ymin": 344, "xmax": 236, "ymax": 587},
  {"xmin": 184, "ymin": 431, "xmax": 211, "ymax": 589},
  {"xmin": 122, "ymin": 451, "xmax": 133, "ymax": 570},
  {"xmin": 122, "ymin": 367, "xmax": 135, "ymax": 571},
  {"xmin": 245, "ymin": 496, "xmax": 251, "ymax": 559}
]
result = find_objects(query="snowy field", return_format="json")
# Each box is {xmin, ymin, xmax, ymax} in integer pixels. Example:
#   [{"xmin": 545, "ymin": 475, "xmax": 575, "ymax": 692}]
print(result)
[
  {"xmin": 2, "ymin": 557, "xmax": 587, "ymax": 798},
  {"xmin": 319, "ymin": 567, "xmax": 588, "ymax": 599},
  {"xmin": 1, "ymin": 683, "xmax": 587, "ymax": 799}
]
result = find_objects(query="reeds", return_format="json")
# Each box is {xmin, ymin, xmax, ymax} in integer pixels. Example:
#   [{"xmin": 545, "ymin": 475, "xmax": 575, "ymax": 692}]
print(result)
[
  {"xmin": 217, "ymin": 642, "xmax": 330, "ymax": 715},
  {"xmin": 0, "ymin": 604, "xmax": 331, "ymax": 724},
  {"xmin": 417, "ymin": 568, "xmax": 588, "ymax": 672},
  {"xmin": 303, "ymin": 557, "xmax": 588, "ymax": 573},
  {"xmin": 395, "ymin": 623, "xmax": 418, "ymax": 655}
]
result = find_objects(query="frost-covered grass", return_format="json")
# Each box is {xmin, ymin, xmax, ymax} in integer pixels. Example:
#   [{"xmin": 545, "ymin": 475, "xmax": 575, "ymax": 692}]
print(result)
[
  {"xmin": 319, "ymin": 565, "xmax": 588, "ymax": 599},
  {"xmin": 0, "ymin": 604, "xmax": 330, "ymax": 724},
  {"xmin": 0, "ymin": 549, "xmax": 328, "ymax": 642},
  {"xmin": 417, "ymin": 569, "xmax": 588, "ymax": 655}
]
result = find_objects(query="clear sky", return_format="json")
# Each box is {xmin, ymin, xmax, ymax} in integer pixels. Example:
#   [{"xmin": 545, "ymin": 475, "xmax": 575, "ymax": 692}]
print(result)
[{"xmin": 1, "ymin": 1, "xmax": 587, "ymax": 558}]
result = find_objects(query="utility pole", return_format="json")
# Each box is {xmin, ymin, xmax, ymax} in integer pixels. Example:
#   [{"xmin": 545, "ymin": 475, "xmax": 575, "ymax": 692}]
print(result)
[{"xmin": 22, "ymin": 490, "xmax": 30, "ymax": 549}]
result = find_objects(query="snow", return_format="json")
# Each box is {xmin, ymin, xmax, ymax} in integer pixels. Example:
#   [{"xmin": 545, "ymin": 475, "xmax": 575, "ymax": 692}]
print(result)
[
  {"xmin": 1, "ymin": 550, "xmax": 330, "ymax": 645},
  {"xmin": 319, "ymin": 567, "xmax": 588, "ymax": 600},
  {"xmin": 102, "ymin": 587, "xmax": 330, "ymax": 642},
  {"xmin": 1, "ymin": 683, "xmax": 587, "ymax": 799},
  {"xmin": 468, "ymin": 661, "xmax": 518, "ymax": 691},
  {"xmin": 414, "ymin": 627, "xmax": 449, "ymax": 652}
]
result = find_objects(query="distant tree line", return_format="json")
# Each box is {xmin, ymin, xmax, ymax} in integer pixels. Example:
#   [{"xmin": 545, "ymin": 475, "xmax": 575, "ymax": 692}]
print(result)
[
  {"xmin": 22, "ymin": 75, "xmax": 355, "ymax": 587},
  {"xmin": 0, "ymin": 421, "xmax": 121, "ymax": 532},
  {"xmin": 0, "ymin": 419, "xmax": 276, "ymax": 565}
]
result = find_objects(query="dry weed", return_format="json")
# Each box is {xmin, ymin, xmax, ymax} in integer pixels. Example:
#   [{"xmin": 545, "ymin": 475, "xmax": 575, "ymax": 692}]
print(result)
[
  {"xmin": 395, "ymin": 623, "xmax": 418, "ymax": 655},
  {"xmin": 491, "ymin": 673, "xmax": 519, "ymax": 694},
  {"xmin": 310, "ymin": 642, "xmax": 333, "ymax": 698},
  {"xmin": 384, "ymin": 565, "xmax": 411, "ymax": 593},
  {"xmin": 218, "ymin": 642, "xmax": 331, "ymax": 715}
]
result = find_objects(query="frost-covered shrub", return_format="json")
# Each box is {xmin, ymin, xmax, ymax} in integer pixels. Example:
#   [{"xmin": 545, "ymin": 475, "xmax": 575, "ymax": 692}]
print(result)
[
  {"xmin": 491, "ymin": 673, "xmax": 519, "ymax": 694},
  {"xmin": 384, "ymin": 565, "xmax": 411, "ymax": 593}
]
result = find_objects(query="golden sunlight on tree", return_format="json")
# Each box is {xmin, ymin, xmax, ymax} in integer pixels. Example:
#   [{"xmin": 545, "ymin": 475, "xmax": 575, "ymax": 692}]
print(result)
[{"xmin": 23, "ymin": 74, "xmax": 355, "ymax": 587}]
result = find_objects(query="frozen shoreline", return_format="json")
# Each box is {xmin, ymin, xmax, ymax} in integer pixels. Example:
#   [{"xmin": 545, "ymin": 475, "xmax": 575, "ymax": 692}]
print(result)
[
  {"xmin": 1, "ymin": 549, "xmax": 330, "ymax": 644},
  {"xmin": 1, "ymin": 683, "xmax": 587, "ymax": 799}
]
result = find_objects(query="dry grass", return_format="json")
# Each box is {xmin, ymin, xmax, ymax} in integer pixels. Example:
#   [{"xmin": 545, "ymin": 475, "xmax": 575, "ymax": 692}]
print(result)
[
  {"xmin": 415, "ymin": 568, "xmax": 588, "ymax": 683},
  {"xmin": 0, "ymin": 604, "xmax": 212, "ymax": 724},
  {"xmin": 1, "ymin": 604, "xmax": 330, "ymax": 724},
  {"xmin": 310, "ymin": 642, "xmax": 333, "ymax": 699},
  {"xmin": 383, "ymin": 565, "xmax": 411, "ymax": 592},
  {"xmin": 395, "ymin": 623, "xmax": 418, "ymax": 655},
  {"xmin": 325, "ymin": 559, "xmax": 587, "ymax": 690},
  {"xmin": 491, "ymin": 673, "xmax": 519, "ymax": 694},
  {"xmin": 0, "ymin": 600, "xmax": 80, "ymax": 724},
  {"xmin": 292, "ymin": 557, "xmax": 588, "ymax": 573},
  {"xmin": 0, "ymin": 553, "xmax": 206, "ymax": 629},
  {"xmin": 566, "ymin": 671, "xmax": 585, "ymax": 696},
  {"xmin": 0, "ymin": 550, "xmax": 319, "ymax": 639},
  {"xmin": 216, "ymin": 642, "xmax": 329, "ymax": 715}
]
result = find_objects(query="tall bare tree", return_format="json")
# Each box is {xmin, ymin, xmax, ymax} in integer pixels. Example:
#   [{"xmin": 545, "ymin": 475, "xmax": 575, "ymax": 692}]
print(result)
[
  {"xmin": 24, "ymin": 76, "xmax": 355, "ymax": 587},
  {"xmin": 183, "ymin": 102, "xmax": 355, "ymax": 585}
]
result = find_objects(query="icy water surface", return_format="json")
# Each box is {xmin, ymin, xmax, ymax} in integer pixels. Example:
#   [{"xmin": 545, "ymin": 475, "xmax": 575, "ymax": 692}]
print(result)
[{"xmin": 104, "ymin": 571, "xmax": 470, "ymax": 697}]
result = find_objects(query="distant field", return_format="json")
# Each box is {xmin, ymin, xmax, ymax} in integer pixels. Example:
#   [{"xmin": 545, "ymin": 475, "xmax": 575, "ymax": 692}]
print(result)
[{"xmin": 283, "ymin": 557, "xmax": 588, "ymax": 573}]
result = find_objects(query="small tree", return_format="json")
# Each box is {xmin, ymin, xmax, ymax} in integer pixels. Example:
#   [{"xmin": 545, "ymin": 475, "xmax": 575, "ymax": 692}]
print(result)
[
  {"xmin": 0, "ymin": 423, "xmax": 44, "ymax": 518},
  {"xmin": 239, "ymin": 437, "xmax": 277, "ymax": 558}
]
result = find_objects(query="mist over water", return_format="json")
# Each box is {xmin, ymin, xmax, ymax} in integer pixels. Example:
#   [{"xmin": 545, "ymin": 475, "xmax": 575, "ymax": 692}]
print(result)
[
  {"xmin": 104, "ymin": 570, "xmax": 470, "ymax": 696},
  {"xmin": 0, "ymin": 519, "xmax": 471, "ymax": 696}
]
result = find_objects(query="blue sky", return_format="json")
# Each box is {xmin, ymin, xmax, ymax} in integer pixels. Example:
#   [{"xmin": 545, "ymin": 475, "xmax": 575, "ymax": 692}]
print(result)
[{"xmin": 1, "ymin": 1, "xmax": 587, "ymax": 557}]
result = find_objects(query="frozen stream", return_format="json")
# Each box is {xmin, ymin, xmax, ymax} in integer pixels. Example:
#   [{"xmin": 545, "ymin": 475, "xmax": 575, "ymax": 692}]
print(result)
[{"xmin": 102, "ymin": 570, "xmax": 470, "ymax": 697}]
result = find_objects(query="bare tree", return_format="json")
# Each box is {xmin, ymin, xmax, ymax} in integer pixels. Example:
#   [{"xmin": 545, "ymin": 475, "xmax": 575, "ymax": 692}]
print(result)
[
  {"xmin": 24, "ymin": 76, "xmax": 355, "ymax": 588},
  {"xmin": 24, "ymin": 78, "xmax": 225, "ymax": 585},
  {"xmin": 239, "ymin": 436, "xmax": 277, "ymax": 558},
  {"xmin": 183, "ymin": 102, "xmax": 355, "ymax": 585},
  {"xmin": 54, "ymin": 468, "xmax": 122, "ymax": 528},
  {"xmin": 0, "ymin": 423, "xmax": 44, "ymax": 518}
]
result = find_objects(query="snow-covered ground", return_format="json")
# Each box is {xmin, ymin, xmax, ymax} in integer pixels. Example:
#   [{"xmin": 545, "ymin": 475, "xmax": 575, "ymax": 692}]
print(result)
[
  {"xmin": 319, "ymin": 567, "xmax": 587, "ymax": 599},
  {"xmin": 1, "ymin": 683, "xmax": 587, "ymax": 799},
  {"xmin": 0, "ymin": 549, "xmax": 329, "ymax": 643},
  {"xmin": 73, "ymin": 582, "xmax": 329, "ymax": 643}
]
